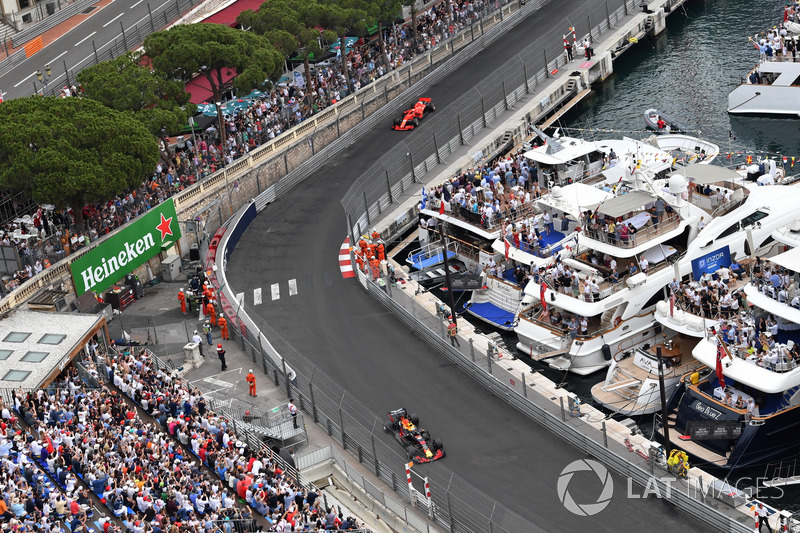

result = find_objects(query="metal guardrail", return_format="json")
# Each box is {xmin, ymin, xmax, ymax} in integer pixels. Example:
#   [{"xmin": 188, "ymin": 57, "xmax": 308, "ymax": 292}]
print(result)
[
  {"xmin": 0, "ymin": 0, "xmax": 522, "ymax": 313},
  {"xmin": 0, "ymin": 48, "xmax": 25, "ymax": 78},
  {"xmin": 10, "ymin": 0, "xmax": 95, "ymax": 48},
  {"xmin": 33, "ymin": 0, "xmax": 204, "ymax": 96},
  {"xmin": 361, "ymin": 272, "xmax": 754, "ymax": 533},
  {"xmin": 340, "ymin": 0, "xmax": 639, "ymax": 238}
]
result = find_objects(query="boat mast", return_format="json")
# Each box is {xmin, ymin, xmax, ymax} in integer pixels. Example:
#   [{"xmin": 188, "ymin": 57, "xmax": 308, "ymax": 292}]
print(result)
[{"xmin": 656, "ymin": 345, "xmax": 672, "ymax": 457}]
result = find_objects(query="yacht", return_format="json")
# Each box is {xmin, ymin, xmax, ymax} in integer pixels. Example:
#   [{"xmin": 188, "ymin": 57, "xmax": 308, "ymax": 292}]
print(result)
[
  {"xmin": 460, "ymin": 130, "xmax": 718, "ymax": 332},
  {"xmin": 590, "ymin": 330, "xmax": 708, "ymax": 416},
  {"xmin": 514, "ymin": 164, "xmax": 800, "ymax": 376},
  {"xmin": 659, "ymin": 219, "xmax": 800, "ymax": 471},
  {"xmin": 727, "ymin": 59, "xmax": 800, "ymax": 117}
]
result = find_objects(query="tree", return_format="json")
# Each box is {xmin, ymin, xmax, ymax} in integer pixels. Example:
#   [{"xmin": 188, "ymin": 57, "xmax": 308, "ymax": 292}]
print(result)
[
  {"xmin": 403, "ymin": 0, "xmax": 419, "ymax": 51},
  {"xmin": 238, "ymin": 0, "xmax": 337, "ymax": 104},
  {"xmin": 0, "ymin": 97, "xmax": 159, "ymax": 229},
  {"xmin": 144, "ymin": 24, "xmax": 284, "ymax": 149},
  {"xmin": 77, "ymin": 51, "xmax": 196, "ymax": 138},
  {"xmin": 315, "ymin": 0, "xmax": 377, "ymax": 95},
  {"xmin": 373, "ymin": 0, "xmax": 405, "ymax": 70}
]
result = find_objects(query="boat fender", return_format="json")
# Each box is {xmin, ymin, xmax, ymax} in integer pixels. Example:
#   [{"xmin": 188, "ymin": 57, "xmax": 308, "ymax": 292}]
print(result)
[
  {"xmin": 602, "ymin": 344, "xmax": 612, "ymax": 361},
  {"xmin": 613, "ymin": 317, "xmax": 622, "ymax": 327}
]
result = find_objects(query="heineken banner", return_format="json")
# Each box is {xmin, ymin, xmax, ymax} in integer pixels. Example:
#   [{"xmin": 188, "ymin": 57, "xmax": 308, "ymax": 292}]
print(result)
[{"xmin": 70, "ymin": 199, "xmax": 181, "ymax": 296}]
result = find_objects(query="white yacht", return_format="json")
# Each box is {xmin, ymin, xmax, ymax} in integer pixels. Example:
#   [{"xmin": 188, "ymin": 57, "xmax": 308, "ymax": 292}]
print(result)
[
  {"xmin": 727, "ymin": 59, "xmax": 800, "ymax": 117},
  {"xmin": 590, "ymin": 331, "xmax": 708, "ymax": 416},
  {"xmin": 460, "ymin": 130, "xmax": 718, "ymax": 332},
  {"xmin": 662, "ymin": 246, "xmax": 800, "ymax": 471},
  {"xmin": 514, "ymin": 164, "xmax": 800, "ymax": 376}
]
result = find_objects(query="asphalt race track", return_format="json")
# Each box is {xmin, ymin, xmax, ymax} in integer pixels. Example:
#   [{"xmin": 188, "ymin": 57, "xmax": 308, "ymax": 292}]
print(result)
[{"xmin": 227, "ymin": 1, "xmax": 716, "ymax": 531}]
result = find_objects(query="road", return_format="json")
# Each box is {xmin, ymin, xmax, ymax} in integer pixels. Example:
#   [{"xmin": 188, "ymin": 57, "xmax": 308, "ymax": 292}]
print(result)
[
  {"xmin": 227, "ymin": 0, "xmax": 717, "ymax": 531},
  {"xmin": 0, "ymin": 0, "xmax": 181, "ymax": 99}
]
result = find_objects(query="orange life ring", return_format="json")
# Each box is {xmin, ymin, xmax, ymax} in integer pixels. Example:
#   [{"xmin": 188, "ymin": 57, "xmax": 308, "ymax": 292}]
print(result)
[{"xmin": 613, "ymin": 317, "xmax": 622, "ymax": 327}]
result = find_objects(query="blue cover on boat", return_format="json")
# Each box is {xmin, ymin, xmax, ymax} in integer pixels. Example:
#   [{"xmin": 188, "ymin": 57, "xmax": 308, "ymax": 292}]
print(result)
[
  {"xmin": 465, "ymin": 302, "xmax": 516, "ymax": 328},
  {"xmin": 407, "ymin": 250, "xmax": 456, "ymax": 270}
]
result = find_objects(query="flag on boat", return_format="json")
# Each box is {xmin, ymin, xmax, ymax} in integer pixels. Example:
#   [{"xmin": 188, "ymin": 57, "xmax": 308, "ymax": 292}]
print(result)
[
  {"xmin": 715, "ymin": 341, "xmax": 726, "ymax": 389},
  {"xmin": 540, "ymin": 281, "xmax": 548, "ymax": 312},
  {"xmin": 504, "ymin": 236, "xmax": 511, "ymax": 261},
  {"xmin": 420, "ymin": 187, "xmax": 427, "ymax": 210},
  {"xmin": 439, "ymin": 200, "xmax": 446, "ymax": 215}
]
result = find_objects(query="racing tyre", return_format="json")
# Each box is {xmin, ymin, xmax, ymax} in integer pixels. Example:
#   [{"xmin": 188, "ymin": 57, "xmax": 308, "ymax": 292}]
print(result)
[
  {"xmin": 433, "ymin": 439, "xmax": 443, "ymax": 450},
  {"xmin": 383, "ymin": 423, "xmax": 390, "ymax": 432},
  {"xmin": 410, "ymin": 413, "xmax": 420, "ymax": 426},
  {"xmin": 411, "ymin": 118, "xmax": 419, "ymax": 127},
  {"xmin": 429, "ymin": 102, "xmax": 436, "ymax": 112},
  {"xmin": 393, "ymin": 117, "xmax": 401, "ymax": 126}
]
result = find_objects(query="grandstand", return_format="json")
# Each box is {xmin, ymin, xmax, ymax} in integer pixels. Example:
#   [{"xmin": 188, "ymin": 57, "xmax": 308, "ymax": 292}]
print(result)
[{"xmin": 0, "ymin": 310, "xmax": 374, "ymax": 532}]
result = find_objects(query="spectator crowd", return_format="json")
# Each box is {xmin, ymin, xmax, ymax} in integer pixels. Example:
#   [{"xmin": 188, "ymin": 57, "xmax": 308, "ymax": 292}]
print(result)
[
  {"xmin": 0, "ymin": 338, "xmax": 370, "ymax": 532},
  {"xmin": 1, "ymin": 0, "xmax": 501, "ymax": 299}
]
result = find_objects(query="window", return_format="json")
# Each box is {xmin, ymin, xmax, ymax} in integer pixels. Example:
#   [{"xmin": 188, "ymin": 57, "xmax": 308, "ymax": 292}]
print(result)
[
  {"xmin": 0, "ymin": 350, "xmax": 11, "ymax": 361},
  {"xmin": 3, "ymin": 332, "xmax": 30, "ymax": 343},
  {"xmin": 740, "ymin": 210, "xmax": 768, "ymax": 228},
  {"xmin": 20, "ymin": 351, "xmax": 48, "ymax": 363},
  {"xmin": 2, "ymin": 370, "xmax": 31, "ymax": 382},
  {"xmin": 38, "ymin": 334, "xmax": 66, "ymax": 345},
  {"xmin": 718, "ymin": 223, "xmax": 740, "ymax": 240}
]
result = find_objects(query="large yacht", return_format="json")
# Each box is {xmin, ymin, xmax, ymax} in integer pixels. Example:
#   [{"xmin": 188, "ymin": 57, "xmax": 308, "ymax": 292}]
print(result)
[
  {"xmin": 514, "ymin": 164, "xmax": 800, "ymax": 376},
  {"xmin": 728, "ymin": 59, "xmax": 800, "ymax": 118},
  {"xmin": 460, "ymin": 131, "xmax": 718, "ymax": 331},
  {"xmin": 659, "ymin": 219, "xmax": 800, "ymax": 472}
]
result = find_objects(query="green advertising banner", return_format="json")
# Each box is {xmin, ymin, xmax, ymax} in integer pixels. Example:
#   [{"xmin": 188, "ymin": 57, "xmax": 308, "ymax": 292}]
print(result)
[{"xmin": 70, "ymin": 199, "xmax": 182, "ymax": 296}]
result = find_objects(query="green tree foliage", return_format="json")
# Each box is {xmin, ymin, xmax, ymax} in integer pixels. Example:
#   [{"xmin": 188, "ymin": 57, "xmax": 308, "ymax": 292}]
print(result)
[
  {"xmin": 238, "ymin": 0, "xmax": 337, "ymax": 104},
  {"xmin": 314, "ymin": 0, "xmax": 378, "ymax": 94},
  {"xmin": 144, "ymin": 23, "xmax": 284, "ymax": 103},
  {"xmin": 373, "ymin": 0, "xmax": 405, "ymax": 70},
  {"xmin": 77, "ymin": 51, "xmax": 196, "ymax": 137},
  {"xmin": 0, "ymin": 97, "xmax": 159, "ymax": 228}
]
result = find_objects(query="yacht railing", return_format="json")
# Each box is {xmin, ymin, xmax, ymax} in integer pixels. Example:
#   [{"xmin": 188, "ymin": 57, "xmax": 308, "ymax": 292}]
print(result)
[
  {"xmin": 687, "ymin": 180, "xmax": 749, "ymax": 217},
  {"xmin": 582, "ymin": 212, "xmax": 681, "ymax": 249}
]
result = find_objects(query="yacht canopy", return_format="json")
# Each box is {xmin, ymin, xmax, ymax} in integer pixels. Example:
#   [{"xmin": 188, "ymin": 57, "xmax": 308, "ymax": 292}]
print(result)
[
  {"xmin": 589, "ymin": 191, "xmax": 655, "ymax": 218},
  {"xmin": 523, "ymin": 142, "xmax": 598, "ymax": 165},
  {"xmin": 770, "ymin": 246, "xmax": 800, "ymax": 273},
  {"xmin": 672, "ymin": 164, "xmax": 740, "ymax": 185}
]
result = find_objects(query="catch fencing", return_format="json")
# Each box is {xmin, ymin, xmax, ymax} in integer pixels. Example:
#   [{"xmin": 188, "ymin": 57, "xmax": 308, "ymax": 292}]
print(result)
[{"xmin": 341, "ymin": 0, "xmax": 640, "ymax": 239}]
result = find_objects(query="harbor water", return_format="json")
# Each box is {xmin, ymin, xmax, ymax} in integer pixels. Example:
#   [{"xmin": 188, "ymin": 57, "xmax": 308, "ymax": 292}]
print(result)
[
  {"xmin": 558, "ymin": 0, "xmax": 800, "ymax": 508},
  {"xmin": 561, "ymin": 0, "xmax": 798, "ymax": 158}
]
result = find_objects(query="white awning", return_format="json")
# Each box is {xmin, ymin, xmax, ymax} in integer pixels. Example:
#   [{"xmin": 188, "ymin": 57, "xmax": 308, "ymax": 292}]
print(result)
[
  {"xmin": 770, "ymin": 246, "xmax": 800, "ymax": 272},
  {"xmin": 671, "ymin": 164, "xmax": 740, "ymax": 185},
  {"xmin": 588, "ymin": 191, "xmax": 655, "ymax": 218}
]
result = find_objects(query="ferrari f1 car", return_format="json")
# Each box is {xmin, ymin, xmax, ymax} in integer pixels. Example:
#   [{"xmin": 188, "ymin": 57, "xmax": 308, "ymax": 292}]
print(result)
[
  {"xmin": 384, "ymin": 408, "xmax": 445, "ymax": 463},
  {"xmin": 392, "ymin": 97, "xmax": 436, "ymax": 130}
]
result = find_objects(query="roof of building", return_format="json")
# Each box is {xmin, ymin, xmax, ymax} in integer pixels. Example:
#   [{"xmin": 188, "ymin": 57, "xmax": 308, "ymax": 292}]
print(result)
[{"xmin": 0, "ymin": 310, "xmax": 104, "ymax": 391}]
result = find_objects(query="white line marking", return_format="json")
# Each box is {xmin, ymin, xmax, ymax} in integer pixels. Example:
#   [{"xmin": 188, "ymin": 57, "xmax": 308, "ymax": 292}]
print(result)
[
  {"xmin": 102, "ymin": 12, "xmax": 124, "ymax": 27},
  {"xmin": 48, "ymin": 51, "xmax": 68, "ymax": 63},
  {"xmin": 271, "ymin": 283, "xmax": 280, "ymax": 301},
  {"xmin": 288, "ymin": 279, "xmax": 297, "ymax": 296},
  {"xmin": 13, "ymin": 72, "xmax": 36, "ymax": 88},
  {"xmin": 74, "ymin": 31, "xmax": 96, "ymax": 47},
  {"xmin": 253, "ymin": 287, "xmax": 262, "ymax": 306},
  {"xmin": 203, "ymin": 377, "xmax": 234, "ymax": 388},
  {"xmin": 131, "ymin": 0, "xmax": 144, "ymax": 7},
  {"xmin": 189, "ymin": 367, "xmax": 242, "ymax": 383}
]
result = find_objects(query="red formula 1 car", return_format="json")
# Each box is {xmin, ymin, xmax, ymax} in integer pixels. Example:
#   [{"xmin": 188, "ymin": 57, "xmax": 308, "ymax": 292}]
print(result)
[
  {"xmin": 392, "ymin": 97, "xmax": 436, "ymax": 130},
  {"xmin": 384, "ymin": 408, "xmax": 445, "ymax": 463}
]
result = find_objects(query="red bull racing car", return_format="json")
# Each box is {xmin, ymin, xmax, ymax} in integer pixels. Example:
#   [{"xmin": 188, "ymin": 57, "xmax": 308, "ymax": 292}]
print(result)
[
  {"xmin": 384, "ymin": 408, "xmax": 445, "ymax": 463},
  {"xmin": 392, "ymin": 98, "xmax": 436, "ymax": 130}
]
